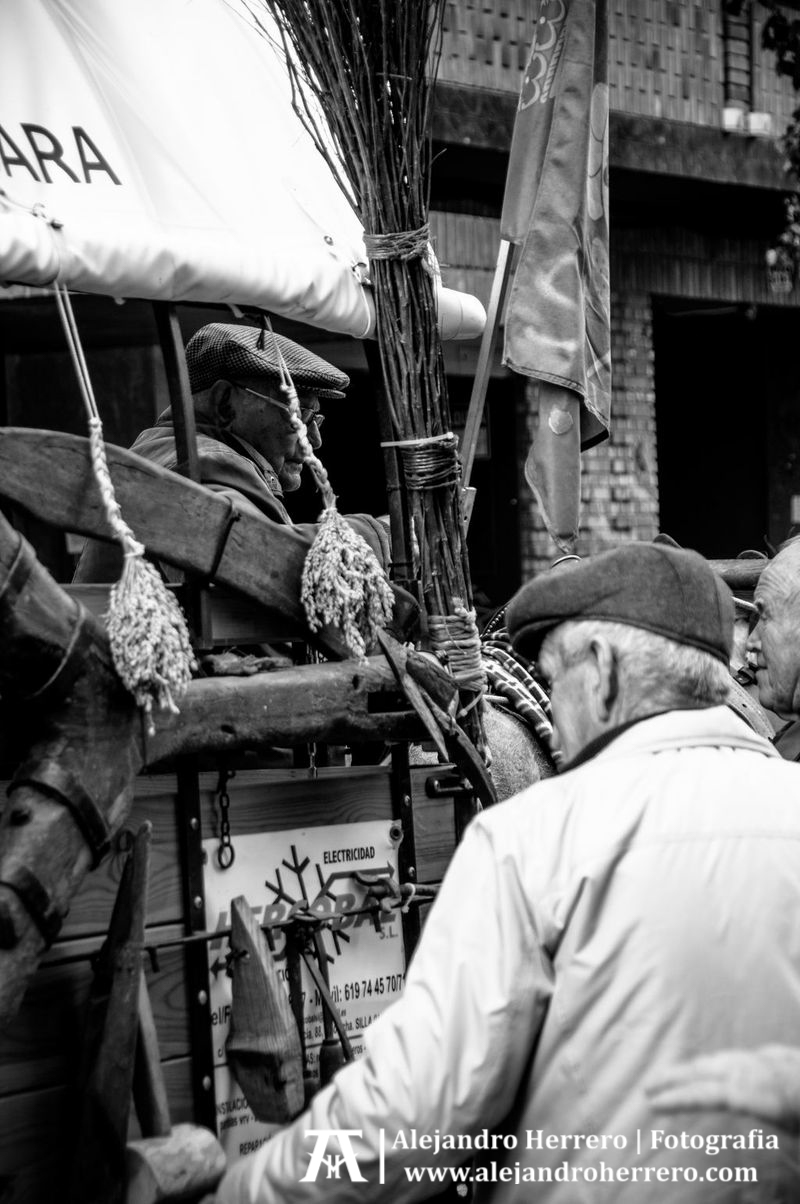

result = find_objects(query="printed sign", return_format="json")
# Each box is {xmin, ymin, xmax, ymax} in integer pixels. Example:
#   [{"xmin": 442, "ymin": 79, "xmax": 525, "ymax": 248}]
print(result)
[{"xmin": 202, "ymin": 820, "xmax": 406, "ymax": 1163}]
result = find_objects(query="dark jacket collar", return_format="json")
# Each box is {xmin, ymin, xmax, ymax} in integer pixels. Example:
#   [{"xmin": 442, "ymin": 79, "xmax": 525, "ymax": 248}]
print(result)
[{"xmin": 562, "ymin": 707, "xmax": 720, "ymax": 773}]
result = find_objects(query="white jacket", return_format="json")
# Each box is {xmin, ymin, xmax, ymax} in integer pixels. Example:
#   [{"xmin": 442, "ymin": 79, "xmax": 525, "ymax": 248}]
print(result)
[{"xmin": 218, "ymin": 707, "xmax": 800, "ymax": 1203}]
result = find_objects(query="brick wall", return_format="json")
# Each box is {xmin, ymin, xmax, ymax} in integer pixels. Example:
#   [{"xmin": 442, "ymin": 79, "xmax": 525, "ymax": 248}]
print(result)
[
  {"xmin": 438, "ymin": 0, "xmax": 796, "ymax": 136},
  {"xmin": 518, "ymin": 294, "xmax": 660, "ymax": 580}
]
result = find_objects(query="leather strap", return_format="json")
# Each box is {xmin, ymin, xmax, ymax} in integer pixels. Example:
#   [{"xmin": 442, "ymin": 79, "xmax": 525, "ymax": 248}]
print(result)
[
  {"xmin": 23, "ymin": 604, "xmax": 96, "ymax": 705},
  {"xmin": 9, "ymin": 760, "xmax": 111, "ymax": 868},
  {"xmin": 0, "ymin": 534, "xmax": 34, "ymax": 610},
  {"xmin": 0, "ymin": 865, "xmax": 63, "ymax": 946},
  {"xmin": 204, "ymin": 496, "xmax": 241, "ymax": 583},
  {"xmin": 0, "ymin": 538, "xmax": 99, "ymax": 704}
]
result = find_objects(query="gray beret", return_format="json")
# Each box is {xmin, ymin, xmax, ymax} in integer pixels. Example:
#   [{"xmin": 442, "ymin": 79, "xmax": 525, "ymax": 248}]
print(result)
[
  {"xmin": 185, "ymin": 323, "xmax": 349, "ymax": 399},
  {"xmin": 507, "ymin": 543, "xmax": 735, "ymax": 665}
]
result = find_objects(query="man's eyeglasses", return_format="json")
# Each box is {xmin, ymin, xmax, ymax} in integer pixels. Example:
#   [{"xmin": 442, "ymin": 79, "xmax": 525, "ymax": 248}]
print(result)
[{"xmin": 238, "ymin": 384, "xmax": 324, "ymax": 429}]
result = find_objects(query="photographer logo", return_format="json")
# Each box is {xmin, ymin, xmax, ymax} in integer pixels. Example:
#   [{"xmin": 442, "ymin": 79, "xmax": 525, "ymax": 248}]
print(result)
[{"xmin": 300, "ymin": 1130, "xmax": 368, "ymax": 1183}]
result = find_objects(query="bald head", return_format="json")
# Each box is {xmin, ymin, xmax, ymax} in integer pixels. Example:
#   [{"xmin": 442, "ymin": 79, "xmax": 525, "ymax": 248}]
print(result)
[{"xmin": 747, "ymin": 538, "xmax": 800, "ymax": 716}]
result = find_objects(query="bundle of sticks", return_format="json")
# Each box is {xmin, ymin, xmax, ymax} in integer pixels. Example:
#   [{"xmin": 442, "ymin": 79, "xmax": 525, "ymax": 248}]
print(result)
[{"xmin": 256, "ymin": 0, "xmax": 486, "ymax": 746}]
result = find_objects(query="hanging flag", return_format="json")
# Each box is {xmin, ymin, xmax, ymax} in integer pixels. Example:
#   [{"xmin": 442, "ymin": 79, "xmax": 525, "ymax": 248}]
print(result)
[{"xmin": 500, "ymin": 0, "xmax": 610, "ymax": 553}]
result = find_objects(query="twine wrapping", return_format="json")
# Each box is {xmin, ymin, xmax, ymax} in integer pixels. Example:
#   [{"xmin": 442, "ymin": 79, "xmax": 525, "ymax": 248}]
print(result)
[
  {"xmin": 428, "ymin": 602, "xmax": 486, "ymax": 695},
  {"xmin": 363, "ymin": 224, "xmax": 430, "ymax": 262},
  {"xmin": 55, "ymin": 286, "xmax": 196, "ymax": 733},
  {"xmin": 263, "ymin": 323, "xmax": 394, "ymax": 660},
  {"xmin": 397, "ymin": 434, "xmax": 460, "ymax": 491}
]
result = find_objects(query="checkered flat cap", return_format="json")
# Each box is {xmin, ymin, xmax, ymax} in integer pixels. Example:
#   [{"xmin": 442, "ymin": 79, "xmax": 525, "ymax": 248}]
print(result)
[{"xmin": 185, "ymin": 323, "xmax": 349, "ymax": 399}]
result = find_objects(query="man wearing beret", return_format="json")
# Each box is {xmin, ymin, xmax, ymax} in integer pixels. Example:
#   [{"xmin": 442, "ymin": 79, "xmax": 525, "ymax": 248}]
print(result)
[
  {"xmin": 215, "ymin": 542, "xmax": 800, "ymax": 1204},
  {"xmin": 75, "ymin": 322, "xmax": 390, "ymax": 580}
]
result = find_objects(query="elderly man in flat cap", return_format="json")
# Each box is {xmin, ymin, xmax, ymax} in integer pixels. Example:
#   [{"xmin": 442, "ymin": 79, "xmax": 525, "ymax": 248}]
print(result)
[
  {"xmin": 214, "ymin": 541, "xmax": 800, "ymax": 1204},
  {"xmin": 746, "ymin": 535, "xmax": 800, "ymax": 760},
  {"xmin": 75, "ymin": 322, "xmax": 389, "ymax": 581}
]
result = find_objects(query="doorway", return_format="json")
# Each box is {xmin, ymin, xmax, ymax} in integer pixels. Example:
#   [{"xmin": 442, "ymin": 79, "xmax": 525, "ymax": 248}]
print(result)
[{"xmin": 653, "ymin": 300, "xmax": 769, "ymax": 558}]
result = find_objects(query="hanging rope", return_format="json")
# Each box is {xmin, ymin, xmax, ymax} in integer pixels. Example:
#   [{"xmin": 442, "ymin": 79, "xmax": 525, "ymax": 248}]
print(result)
[
  {"xmin": 262, "ymin": 320, "xmax": 393, "ymax": 660},
  {"xmin": 53, "ymin": 286, "xmax": 196, "ymax": 734}
]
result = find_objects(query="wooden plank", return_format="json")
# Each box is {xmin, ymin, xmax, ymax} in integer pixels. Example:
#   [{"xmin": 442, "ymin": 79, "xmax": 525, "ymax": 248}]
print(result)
[
  {"xmin": 431, "ymin": 85, "xmax": 787, "ymax": 190},
  {"xmin": 68, "ymin": 584, "xmax": 300, "ymax": 648},
  {"xmin": 412, "ymin": 791, "xmax": 460, "ymax": 882},
  {"xmin": 0, "ymin": 638, "xmax": 433, "ymax": 770},
  {"xmin": 67, "ymin": 794, "xmax": 181, "ymax": 939},
  {"xmin": 198, "ymin": 766, "xmax": 395, "ymax": 836},
  {"xmin": 0, "ymin": 1058, "xmax": 193, "ymax": 1204},
  {"xmin": 69, "ymin": 823, "xmax": 152, "ymax": 1204},
  {"xmin": 195, "ymin": 764, "xmax": 457, "ymax": 882},
  {"xmin": 0, "ymin": 763, "xmax": 455, "ymax": 1019},
  {"xmin": 0, "ymin": 766, "xmax": 455, "ymax": 945},
  {"xmin": 610, "ymin": 110, "xmax": 785, "ymax": 189},
  {"xmin": 225, "ymin": 898, "xmax": 304, "ymax": 1122},
  {"xmin": 152, "ymin": 304, "xmax": 200, "ymax": 484},
  {"xmin": 142, "ymin": 656, "xmax": 427, "ymax": 764},
  {"xmin": 0, "ymin": 925, "xmax": 190, "ymax": 1099}
]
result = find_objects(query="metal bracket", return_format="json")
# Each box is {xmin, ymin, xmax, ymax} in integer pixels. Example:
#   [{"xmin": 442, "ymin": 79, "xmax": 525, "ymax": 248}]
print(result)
[
  {"xmin": 176, "ymin": 758, "xmax": 216, "ymax": 1132},
  {"xmin": 425, "ymin": 771, "xmax": 472, "ymax": 800},
  {"xmin": 389, "ymin": 744, "xmax": 421, "ymax": 960}
]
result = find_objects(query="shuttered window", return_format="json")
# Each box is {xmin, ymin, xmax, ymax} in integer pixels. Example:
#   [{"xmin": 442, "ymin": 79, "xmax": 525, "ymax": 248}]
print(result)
[{"xmin": 723, "ymin": 2, "xmax": 754, "ymax": 110}]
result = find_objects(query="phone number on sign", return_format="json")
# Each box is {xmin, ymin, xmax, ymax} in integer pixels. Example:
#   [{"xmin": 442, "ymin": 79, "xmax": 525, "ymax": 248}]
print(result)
[{"xmin": 342, "ymin": 973, "xmax": 405, "ymax": 1001}]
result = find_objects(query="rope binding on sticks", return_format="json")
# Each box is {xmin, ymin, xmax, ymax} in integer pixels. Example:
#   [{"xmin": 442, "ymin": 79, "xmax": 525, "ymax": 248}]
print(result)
[{"xmin": 363, "ymin": 224, "xmax": 431, "ymax": 263}]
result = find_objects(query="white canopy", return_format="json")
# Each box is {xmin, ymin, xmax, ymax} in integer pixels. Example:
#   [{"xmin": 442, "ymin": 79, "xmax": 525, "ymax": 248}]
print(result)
[{"xmin": 0, "ymin": 0, "xmax": 485, "ymax": 340}]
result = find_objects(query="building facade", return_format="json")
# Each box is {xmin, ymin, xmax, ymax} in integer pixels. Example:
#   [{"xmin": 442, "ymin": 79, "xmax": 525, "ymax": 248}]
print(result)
[
  {"xmin": 2, "ymin": 2, "xmax": 799, "ymax": 604},
  {"xmin": 430, "ymin": 0, "xmax": 800, "ymax": 587}
]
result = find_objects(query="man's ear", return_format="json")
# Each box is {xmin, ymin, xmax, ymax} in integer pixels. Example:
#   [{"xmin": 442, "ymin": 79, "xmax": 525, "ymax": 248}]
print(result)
[
  {"xmin": 589, "ymin": 636, "xmax": 619, "ymax": 721},
  {"xmin": 209, "ymin": 380, "xmax": 235, "ymax": 429}
]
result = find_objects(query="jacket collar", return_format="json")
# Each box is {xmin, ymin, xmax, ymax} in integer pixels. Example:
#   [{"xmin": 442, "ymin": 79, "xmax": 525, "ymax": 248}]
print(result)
[
  {"xmin": 563, "ymin": 705, "xmax": 779, "ymax": 773},
  {"xmin": 154, "ymin": 409, "xmax": 284, "ymax": 497}
]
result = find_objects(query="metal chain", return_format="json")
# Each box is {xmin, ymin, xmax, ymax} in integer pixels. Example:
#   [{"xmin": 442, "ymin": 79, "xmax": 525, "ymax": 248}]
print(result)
[
  {"xmin": 216, "ymin": 766, "xmax": 236, "ymax": 869},
  {"xmin": 306, "ymin": 647, "xmax": 320, "ymax": 780}
]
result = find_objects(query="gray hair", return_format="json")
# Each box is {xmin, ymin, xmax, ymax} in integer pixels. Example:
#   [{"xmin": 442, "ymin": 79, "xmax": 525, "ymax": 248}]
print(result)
[{"xmin": 540, "ymin": 619, "xmax": 730, "ymax": 721}]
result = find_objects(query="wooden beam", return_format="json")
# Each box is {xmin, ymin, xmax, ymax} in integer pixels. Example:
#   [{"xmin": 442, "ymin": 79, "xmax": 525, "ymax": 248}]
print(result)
[
  {"xmin": 363, "ymin": 340, "xmax": 415, "ymax": 592},
  {"xmin": 144, "ymin": 655, "xmax": 427, "ymax": 764},
  {"xmin": 152, "ymin": 302, "xmax": 214, "ymax": 647},
  {"xmin": 610, "ymin": 112, "xmax": 786, "ymax": 192},
  {"xmin": 460, "ymin": 239, "xmax": 514, "ymax": 510},
  {"xmin": 431, "ymin": 84, "xmax": 787, "ymax": 191},
  {"xmin": 152, "ymin": 305, "xmax": 199, "ymax": 483},
  {"xmin": 0, "ymin": 428, "xmax": 352, "ymax": 658}
]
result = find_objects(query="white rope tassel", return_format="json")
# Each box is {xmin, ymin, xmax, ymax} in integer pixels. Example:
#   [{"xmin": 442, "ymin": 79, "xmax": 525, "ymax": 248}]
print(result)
[
  {"xmin": 89, "ymin": 417, "xmax": 195, "ymax": 732},
  {"xmin": 266, "ymin": 322, "xmax": 394, "ymax": 660},
  {"xmin": 301, "ymin": 505, "xmax": 394, "ymax": 660},
  {"xmin": 55, "ymin": 284, "xmax": 196, "ymax": 732}
]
